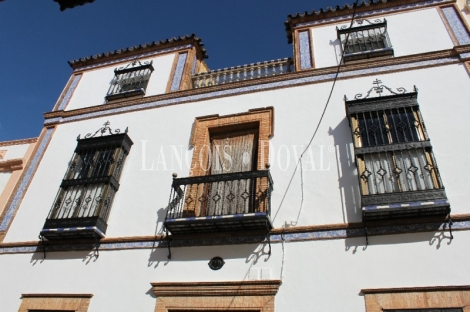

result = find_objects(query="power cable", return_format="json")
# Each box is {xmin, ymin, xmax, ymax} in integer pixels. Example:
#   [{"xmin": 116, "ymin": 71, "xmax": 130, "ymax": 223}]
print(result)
[
  {"xmin": 274, "ymin": 0, "xmax": 360, "ymax": 225},
  {"xmin": 277, "ymin": 0, "xmax": 360, "ymax": 281}
]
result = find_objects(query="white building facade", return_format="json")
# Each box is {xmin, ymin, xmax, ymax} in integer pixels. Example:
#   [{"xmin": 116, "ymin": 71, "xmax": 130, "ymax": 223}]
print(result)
[{"xmin": 1, "ymin": 1, "xmax": 470, "ymax": 311}]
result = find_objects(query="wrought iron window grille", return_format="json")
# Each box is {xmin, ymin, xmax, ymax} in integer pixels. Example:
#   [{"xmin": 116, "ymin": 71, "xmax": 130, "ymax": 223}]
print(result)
[
  {"xmin": 105, "ymin": 59, "xmax": 154, "ymax": 101},
  {"xmin": 345, "ymin": 80, "xmax": 451, "ymax": 243},
  {"xmin": 40, "ymin": 121, "xmax": 133, "ymax": 241},
  {"xmin": 337, "ymin": 18, "xmax": 393, "ymax": 62}
]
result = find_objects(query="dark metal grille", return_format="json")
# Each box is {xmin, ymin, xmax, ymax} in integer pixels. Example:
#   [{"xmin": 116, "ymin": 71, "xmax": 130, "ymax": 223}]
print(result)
[
  {"xmin": 337, "ymin": 19, "xmax": 393, "ymax": 62},
  {"xmin": 166, "ymin": 170, "xmax": 273, "ymax": 220},
  {"xmin": 358, "ymin": 148, "xmax": 442, "ymax": 196},
  {"xmin": 353, "ymin": 107, "xmax": 423, "ymax": 148},
  {"xmin": 106, "ymin": 60, "xmax": 153, "ymax": 100},
  {"xmin": 48, "ymin": 146, "xmax": 127, "ymax": 221},
  {"xmin": 345, "ymin": 82, "xmax": 449, "ymax": 219},
  {"xmin": 42, "ymin": 131, "xmax": 132, "ymax": 239}
]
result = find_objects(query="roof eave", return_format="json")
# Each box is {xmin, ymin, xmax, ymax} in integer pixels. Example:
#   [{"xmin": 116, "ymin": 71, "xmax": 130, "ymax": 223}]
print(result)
[{"xmin": 68, "ymin": 34, "xmax": 208, "ymax": 70}]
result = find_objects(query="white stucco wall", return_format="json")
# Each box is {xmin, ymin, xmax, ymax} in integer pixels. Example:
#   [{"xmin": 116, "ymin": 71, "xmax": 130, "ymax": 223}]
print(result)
[
  {"xmin": 65, "ymin": 53, "xmax": 176, "ymax": 111},
  {"xmin": 0, "ymin": 143, "xmax": 29, "ymax": 161},
  {"xmin": 0, "ymin": 230, "xmax": 468, "ymax": 312},
  {"xmin": 4, "ymin": 62, "xmax": 469, "ymax": 242},
  {"xmin": 311, "ymin": 7, "xmax": 454, "ymax": 68},
  {"xmin": 0, "ymin": 172, "xmax": 11, "ymax": 193}
]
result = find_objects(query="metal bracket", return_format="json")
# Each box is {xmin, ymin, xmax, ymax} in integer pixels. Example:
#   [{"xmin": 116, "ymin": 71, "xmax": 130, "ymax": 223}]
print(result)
[
  {"xmin": 166, "ymin": 229, "xmax": 172, "ymax": 259},
  {"xmin": 364, "ymin": 220, "xmax": 369, "ymax": 247},
  {"xmin": 93, "ymin": 235, "xmax": 100, "ymax": 259},
  {"xmin": 38, "ymin": 235, "xmax": 47, "ymax": 260},
  {"xmin": 446, "ymin": 215, "xmax": 454, "ymax": 240},
  {"xmin": 266, "ymin": 222, "xmax": 271, "ymax": 255}
]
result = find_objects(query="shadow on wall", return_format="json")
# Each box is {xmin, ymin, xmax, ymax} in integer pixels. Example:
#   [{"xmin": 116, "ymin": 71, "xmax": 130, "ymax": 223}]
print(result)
[
  {"xmin": 344, "ymin": 226, "xmax": 453, "ymax": 254},
  {"xmin": 329, "ymin": 118, "xmax": 361, "ymax": 224},
  {"xmin": 30, "ymin": 247, "xmax": 99, "ymax": 265},
  {"xmin": 329, "ymin": 38, "xmax": 342, "ymax": 65}
]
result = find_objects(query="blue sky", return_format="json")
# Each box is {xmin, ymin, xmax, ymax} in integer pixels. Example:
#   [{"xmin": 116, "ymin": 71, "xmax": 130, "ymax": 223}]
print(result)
[{"xmin": 0, "ymin": 0, "xmax": 342, "ymax": 141}]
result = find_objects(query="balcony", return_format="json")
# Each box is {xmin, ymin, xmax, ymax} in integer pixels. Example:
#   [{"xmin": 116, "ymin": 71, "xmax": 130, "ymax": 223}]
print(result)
[
  {"xmin": 164, "ymin": 170, "xmax": 273, "ymax": 235},
  {"xmin": 192, "ymin": 58, "xmax": 293, "ymax": 88}
]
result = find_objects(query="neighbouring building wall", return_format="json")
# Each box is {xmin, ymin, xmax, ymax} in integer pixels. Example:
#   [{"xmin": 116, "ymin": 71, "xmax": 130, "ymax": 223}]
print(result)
[{"xmin": 0, "ymin": 139, "xmax": 37, "ymax": 221}]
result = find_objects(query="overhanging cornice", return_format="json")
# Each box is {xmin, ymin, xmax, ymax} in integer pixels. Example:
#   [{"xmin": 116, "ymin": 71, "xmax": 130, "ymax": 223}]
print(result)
[{"xmin": 68, "ymin": 34, "xmax": 208, "ymax": 70}]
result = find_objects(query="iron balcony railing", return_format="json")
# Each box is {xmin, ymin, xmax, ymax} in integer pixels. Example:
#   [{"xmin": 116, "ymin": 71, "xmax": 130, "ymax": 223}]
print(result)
[
  {"xmin": 164, "ymin": 170, "xmax": 273, "ymax": 234},
  {"xmin": 105, "ymin": 60, "xmax": 154, "ymax": 101},
  {"xmin": 192, "ymin": 58, "xmax": 293, "ymax": 88},
  {"xmin": 337, "ymin": 19, "xmax": 393, "ymax": 62}
]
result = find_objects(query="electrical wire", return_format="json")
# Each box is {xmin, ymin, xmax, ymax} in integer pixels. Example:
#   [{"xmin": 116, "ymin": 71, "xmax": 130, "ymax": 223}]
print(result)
[
  {"xmin": 273, "ymin": 0, "xmax": 360, "ymax": 225},
  {"xmin": 278, "ymin": 0, "xmax": 360, "ymax": 281}
]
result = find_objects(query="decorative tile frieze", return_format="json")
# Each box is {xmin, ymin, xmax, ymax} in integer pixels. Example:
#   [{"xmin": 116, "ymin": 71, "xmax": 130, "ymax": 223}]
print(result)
[
  {"xmin": 298, "ymin": 31, "xmax": 312, "ymax": 69},
  {"xmin": 44, "ymin": 57, "xmax": 458, "ymax": 127},
  {"xmin": 460, "ymin": 52, "xmax": 470, "ymax": 60},
  {"xmin": 56, "ymin": 74, "xmax": 82, "ymax": 111},
  {"xmin": 1, "ymin": 219, "xmax": 468, "ymax": 255},
  {"xmin": 441, "ymin": 6, "xmax": 470, "ymax": 45},
  {"xmin": 170, "ymin": 52, "xmax": 188, "ymax": 91}
]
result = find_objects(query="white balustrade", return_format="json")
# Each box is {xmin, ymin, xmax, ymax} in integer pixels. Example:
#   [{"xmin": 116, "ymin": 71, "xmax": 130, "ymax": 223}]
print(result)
[{"xmin": 192, "ymin": 58, "xmax": 293, "ymax": 88}]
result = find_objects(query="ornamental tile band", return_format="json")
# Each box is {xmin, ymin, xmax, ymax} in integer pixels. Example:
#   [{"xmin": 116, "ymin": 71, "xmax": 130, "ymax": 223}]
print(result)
[
  {"xmin": 44, "ymin": 57, "xmax": 458, "ymax": 127},
  {"xmin": 299, "ymin": 31, "xmax": 312, "ymax": 69},
  {"xmin": 441, "ymin": 6, "xmax": 470, "ymax": 45},
  {"xmin": 170, "ymin": 53, "xmax": 188, "ymax": 91},
  {"xmin": 56, "ymin": 74, "xmax": 82, "ymax": 111},
  {"xmin": 0, "ymin": 128, "xmax": 54, "ymax": 231},
  {"xmin": 0, "ymin": 220, "xmax": 468, "ymax": 254}
]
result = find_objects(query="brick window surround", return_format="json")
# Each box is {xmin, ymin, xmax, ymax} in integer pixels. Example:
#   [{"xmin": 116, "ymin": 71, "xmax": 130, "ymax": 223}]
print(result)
[
  {"xmin": 362, "ymin": 286, "xmax": 470, "ymax": 312},
  {"xmin": 188, "ymin": 107, "xmax": 274, "ymax": 177},
  {"xmin": 151, "ymin": 280, "xmax": 281, "ymax": 312},
  {"xmin": 17, "ymin": 294, "xmax": 93, "ymax": 312}
]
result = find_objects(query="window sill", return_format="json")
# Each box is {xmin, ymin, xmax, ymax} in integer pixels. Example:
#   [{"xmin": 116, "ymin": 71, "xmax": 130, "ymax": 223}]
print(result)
[
  {"xmin": 105, "ymin": 88, "xmax": 145, "ymax": 102},
  {"xmin": 362, "ymin": 189, "xmax": 450, "ymax": 222},
  {"xmin": 343, "ymin": 47, "xmax": 394, "ymax": 63},
  {"xmin": 40, "ymin": 216, "xmax": 107, "ymax": 240}
]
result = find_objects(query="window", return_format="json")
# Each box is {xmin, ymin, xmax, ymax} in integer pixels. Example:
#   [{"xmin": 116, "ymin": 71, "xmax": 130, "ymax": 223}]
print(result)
[
  {"xmin": 105, "ymin": 59, "xmax": 154, "ymax": 101},
  {"xmin": 337, "ymin": 18, "xmax": 393, "ymax": 62},
  {"xmin": 40, "ymin": 122, "xmax": 133, "ymax": 240},
  {"xmin": 164, "ymin": 108, "xmax": 274, "ymax": 236},
  {"xmin": 345, "ymin": 80, "xmax": 449, "ymax": 222}
]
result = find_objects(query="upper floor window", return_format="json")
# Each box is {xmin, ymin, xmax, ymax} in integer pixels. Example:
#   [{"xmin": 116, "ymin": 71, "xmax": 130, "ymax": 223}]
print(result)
[
  {"xmin": 345, "ymin": 80, "xmax": 449, "ymax": 222},
  {"xmin": 105, "ymin": 59, "xmax": 154, "ymax": 102},
  {"xmin": 40, "ymin": 121, "xmax": 133, "ymax": 240},
  {"xmin": 337, "ymin": 18, "xmax": 393, "ymax": 62}
]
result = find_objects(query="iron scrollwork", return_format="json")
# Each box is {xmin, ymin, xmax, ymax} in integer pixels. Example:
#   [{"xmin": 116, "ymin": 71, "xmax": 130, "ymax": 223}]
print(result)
[
  {"xmin": 77, "ymin": 121, "xmax": 128, "ymax": 140},
  {"xmin": 339, "ymin": 18, "xmax": 384, "ymax": 30}
]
